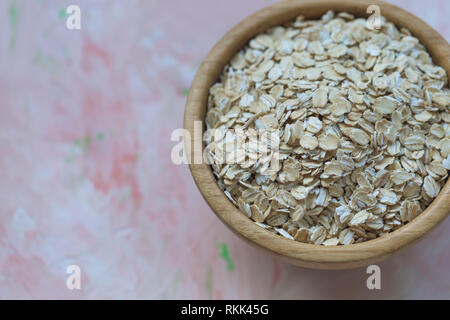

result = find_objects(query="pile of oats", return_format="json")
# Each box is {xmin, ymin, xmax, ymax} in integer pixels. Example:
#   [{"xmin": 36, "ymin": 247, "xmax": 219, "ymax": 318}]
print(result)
[{"xmin": 205, "ymin": 11, "xmax": 449, "ymax": 245}]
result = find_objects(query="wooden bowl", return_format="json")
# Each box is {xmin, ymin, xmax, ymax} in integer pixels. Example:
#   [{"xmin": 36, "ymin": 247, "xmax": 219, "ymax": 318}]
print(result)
[{"xmin": 184, "ymin": 0, "xmax": 450, "ymax": 269}]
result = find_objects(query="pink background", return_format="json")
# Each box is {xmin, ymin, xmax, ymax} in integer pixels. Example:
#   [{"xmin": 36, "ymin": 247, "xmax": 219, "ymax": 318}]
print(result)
[{"xmin": 0, "ymin": 0, "xmax": 448, "ymax": 299}]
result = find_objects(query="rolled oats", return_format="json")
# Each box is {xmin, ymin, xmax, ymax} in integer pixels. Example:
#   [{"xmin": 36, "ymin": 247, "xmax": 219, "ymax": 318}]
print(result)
[{"xmin": 206, "ymin": 11, "xmax": 449, "ymax": 245}]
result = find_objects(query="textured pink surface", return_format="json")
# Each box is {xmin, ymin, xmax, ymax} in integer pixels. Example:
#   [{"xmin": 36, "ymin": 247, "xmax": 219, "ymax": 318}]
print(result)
[{"xmin": 0, "ymin": 0, "xmax": 449, "ymax": 299}]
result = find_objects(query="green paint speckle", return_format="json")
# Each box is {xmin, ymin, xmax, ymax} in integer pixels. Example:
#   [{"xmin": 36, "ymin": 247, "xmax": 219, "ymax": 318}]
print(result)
[
  {"xmin": 172, "ymin": 269, "xmax": 184, "ymax": 294},
  {"xmin": 9, "ymin": 2, "xmax": 20, "ymax": 51},
  {"xmin": 74, "ymin": 136, "xmax": 91, "ymax": 153},
  {"xmin": 58, "ymin": 8, "xmax": 68, "ymax": 19},
  {"xmin": 174, "ymin": 269, "xmax": 183, "ymax": 284},
  {"xmin": 182, "ymin": 88, "xmax": 189, "ymax": 96},
  {"xmin": 96, "ymin": 132, "xmax": 104, "ymax": 141},
  {"xmin": 161, "ymin": 235, "xmax": 169, "ymax": 253},
  {"xmin": 32, "ymin": 51, "xmax": 59, "ymax": 74},
  {"xmin": 205, "ymin": 265, "xmax": 213, "ymax": 298},
  {"xmin": 119, "ymin": 186, "xmax": 132, "ymax": 201},
  {"xmin": 217, "ymin": 242, "xmax": 234, "ymax": 272},
  {"xmin": 65, "ymin": 156, "xmax": 75, "ymax": 163}
]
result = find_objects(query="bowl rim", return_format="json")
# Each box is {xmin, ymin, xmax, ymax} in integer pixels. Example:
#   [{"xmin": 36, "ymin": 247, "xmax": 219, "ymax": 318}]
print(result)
[{"xmin": 184, "ymin": 0, "xmax": 450, "ymax": 269}]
